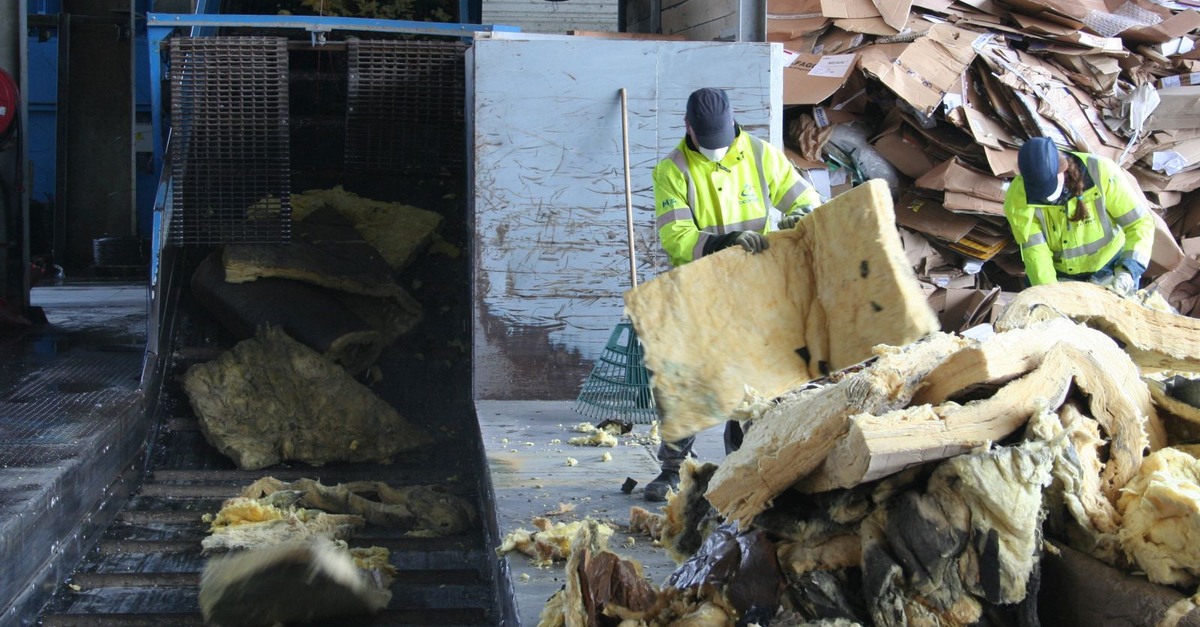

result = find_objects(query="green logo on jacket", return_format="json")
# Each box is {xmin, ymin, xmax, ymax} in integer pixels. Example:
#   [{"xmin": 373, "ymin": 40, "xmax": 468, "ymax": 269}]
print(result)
[{"xmin": 739, "ymin": 184, "xmax": 759, "ymax": 205}]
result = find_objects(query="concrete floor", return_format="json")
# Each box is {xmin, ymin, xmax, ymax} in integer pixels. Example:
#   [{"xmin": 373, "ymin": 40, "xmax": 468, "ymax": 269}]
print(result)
[{"xmin": 476, "ymin": 400, "xmax": 726, "ymax": 627}]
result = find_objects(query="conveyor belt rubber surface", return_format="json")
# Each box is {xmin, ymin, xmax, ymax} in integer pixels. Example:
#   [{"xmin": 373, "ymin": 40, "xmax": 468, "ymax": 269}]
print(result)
[{"xmin": 35, "ymin": 257, "xmax": 503, "ymax": 625}]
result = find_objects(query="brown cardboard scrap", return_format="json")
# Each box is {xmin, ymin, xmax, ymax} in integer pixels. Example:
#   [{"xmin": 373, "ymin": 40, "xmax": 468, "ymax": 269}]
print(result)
[
  {"xmin": 939, "ymin": 287, "xmax": 1000, "ymax": 332},
  {"xmin": 991, "ymin": 253, "xmax": 1026, "ymax": 277},
  {"xmin": 1132, "ymin": 163, "xmax": 1200, "ymax": 193},
  {"xmin": 1122, "ymin": 10, "xmax": 1200, "ymax": 45},
  {"xmin": 1147, "ymin": 191, "xmax": 1183, "ymax": 210},
  {"xmin": 1046, "ymin": 32, "xmax": 1127, "ymax": 56},
  {"xmin": 1183, "ymin": 236, "xmax": 1200, "ymax": 259},
  {"xmin": 871, "ymin": 122, "xmax": 941, "ymax": 178},
  {"xmin": 915, "ymin": 157, "xmax": 1007, "ymax": 203},
  {"xmin": 1147, "ymin": 210, "xmax": 1186, "ymax": 279},
  {"xmin": 1158, "ymin": 72, "xmax": 1200, "ymax": 89},
  {"xmin": 872, "ymin": 0, "xmax": 913, "ymax": 30},
  {"xmin": 999, "ymin": 0, "xmax": 1104, "ymax": 24},
  {"xmin": 926, "ymin": 265, "xmax": 967, "ymax": 287},
  {"xmin": 1146, "ymin": 86, "xmax": 1200, "ymax": 131},
  {"xmin": 897, "ymin": 226, "xmax": 946, "ymax": 272},
  {"xmin": 894, "ymin": 193, "xmax": 978, "ymax": 242},
  {"xmin": 954, "ymin": 0, "xmax": 1012, "ymax": 19},
  {"xmin": 834, "ymin": 16, "xmax": 900, "ymax": 35},
  {"xmin": 1148, "ymin": 255, "xmax": 1200, "ymax": 316},
  {"xmin": 784, "ymin": 146, "xmax": 826, "ymax": 170},
  {"xmin": 820, "ymin": 0, "xmax": 880, "ymax": 19},
  {"xmin": 859, "ymin": 24, "xmax": 981, "ymax": 115},
  {"xmin": 912, "ymin": 0, "xmax": 953, "ymax": 10},
  {"xmin": 783, "ymin": 52, "xmax": 861, "ymax": 105},
  {"xmin": 944, "ymin": 191, "xmax": 1006, "ymax": 216},
  {"xmin": 962, "ymin": 107, "xmax": 1002, "ymax": 149},
  {"xmin": 769, "ymin": 17, "xmax": 832, "ymax": 41},
  {"xmin": 982, "ymin": 145, "xmax": 1021, "ymax": 179},
  {"xmin": 815, "ymin": 27, "xmax": 867, "ymax": 53},
  {"xmin": 769, "ymin": 0, "xmax": 824, "ymax": 13},
  {"xmin": 1009, "ymin": 12, "xmax": 1076, "ymax": 36},
  {"xmin": 947, "ymin": 226, "xmax": 1010, "ymax": 260}
]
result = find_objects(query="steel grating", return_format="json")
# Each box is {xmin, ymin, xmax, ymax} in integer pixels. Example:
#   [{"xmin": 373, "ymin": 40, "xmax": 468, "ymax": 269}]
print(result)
[
  {"xmin": 0, "ymin": 347, "xmax": 141, "ymax": 468},
  {"xmin": 168, "ymin": 36, "xmax": 292, "ymax": 246},
  {"xmin": 346, "ymin": 39, "xmax": 468, "ymax": 173}
]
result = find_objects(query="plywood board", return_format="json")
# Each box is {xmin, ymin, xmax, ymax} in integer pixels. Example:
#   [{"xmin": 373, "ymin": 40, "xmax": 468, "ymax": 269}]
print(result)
[
  {"xmin": 469, "ymin": 39, "xmax": 783, "ymax": 400},
  {"xmin": 625, "ymin": 180, "xmax": 940, "ymax": 442}
]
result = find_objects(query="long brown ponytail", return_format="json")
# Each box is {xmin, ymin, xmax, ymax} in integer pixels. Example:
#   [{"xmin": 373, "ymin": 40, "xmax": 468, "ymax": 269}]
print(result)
[{"xmin": 1063, "ymin": 155, "xmax": 1089, "ymax": 221}]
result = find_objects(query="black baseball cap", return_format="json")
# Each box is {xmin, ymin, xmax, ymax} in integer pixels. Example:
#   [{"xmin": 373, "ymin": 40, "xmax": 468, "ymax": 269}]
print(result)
[
  {"xmin": 685, "ymin": 88, "xmax": 736, "ymax": 150},
  {"xmin": 1018, "ymin": 137, "xmax": 1061, "ymax": 204}
]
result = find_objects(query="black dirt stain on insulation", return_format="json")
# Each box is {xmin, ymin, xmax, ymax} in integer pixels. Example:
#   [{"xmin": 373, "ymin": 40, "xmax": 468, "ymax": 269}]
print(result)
[
  {"xmin": 796, "ymin": 346, "xmax": 811, "ymax": 364},
  {"xmin": 860, "ymin": 260, "xmax": 870, "ymax": 278},
  {"xmin": 870, "ymin": 301, "xmax": 883, "ymax": 312}
]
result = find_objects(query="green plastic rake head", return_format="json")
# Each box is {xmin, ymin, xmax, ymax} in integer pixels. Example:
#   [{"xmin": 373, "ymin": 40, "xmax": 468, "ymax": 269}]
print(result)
[{"xmin": 573, "ymin": 321, "xmax": 657, "ymax": 424}]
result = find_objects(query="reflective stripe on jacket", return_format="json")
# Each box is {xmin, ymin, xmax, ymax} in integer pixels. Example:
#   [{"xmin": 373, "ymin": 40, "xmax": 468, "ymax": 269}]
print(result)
[
  {"xmin": 652, "ymin": 131, "xmax": 821, "ymax": 267},
  {"xmin": 1002, "ymin": 151, "xmax": 1154, "ymax": 286}
]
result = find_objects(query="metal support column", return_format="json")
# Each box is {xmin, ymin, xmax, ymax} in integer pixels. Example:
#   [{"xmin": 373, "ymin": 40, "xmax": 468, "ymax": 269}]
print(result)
[{"xmin": 52, "ymin": 12, "xmax": 68, "ymax": 267}]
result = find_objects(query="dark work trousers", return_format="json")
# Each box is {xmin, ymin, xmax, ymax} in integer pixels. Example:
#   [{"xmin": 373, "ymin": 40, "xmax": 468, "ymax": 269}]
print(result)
[{"xmin": 656, "ymin": 420, "xmax": 745, "ymax": 470}]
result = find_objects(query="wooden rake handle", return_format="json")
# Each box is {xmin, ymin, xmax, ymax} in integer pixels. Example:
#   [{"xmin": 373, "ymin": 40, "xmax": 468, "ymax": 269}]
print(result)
[{"xmin": 620, "ymin": 88, "xmax": 637, "ymax": 291}]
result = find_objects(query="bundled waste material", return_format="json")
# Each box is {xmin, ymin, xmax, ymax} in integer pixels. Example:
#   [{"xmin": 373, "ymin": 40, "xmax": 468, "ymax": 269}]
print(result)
[
  {"xmin": 194, "ymin": 190, "xmax": 436, "ymax": 374},
  {"xmin": 546, "ymin": 278, "xmax": 1200, "ymax": 624},
  {"xmin": 196, "ymin": 475, "xmax": 456, "ymax": 626},
  {"xmin": 626, "ymin": 180, "xmax": 939, "ymax": 442},
  {"xmin": 182, "ymin": 326, "xmax": 431, "ymax": 470},
  {"xmin": 769, "ymin": 0, "xmax": 1200, "ymax": 328}
]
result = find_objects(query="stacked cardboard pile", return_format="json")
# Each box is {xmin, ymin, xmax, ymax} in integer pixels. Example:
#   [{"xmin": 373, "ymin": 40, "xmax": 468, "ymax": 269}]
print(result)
[{"xmin": 771, "ymin": 0, "xmax": 1200, "ymax": 329}]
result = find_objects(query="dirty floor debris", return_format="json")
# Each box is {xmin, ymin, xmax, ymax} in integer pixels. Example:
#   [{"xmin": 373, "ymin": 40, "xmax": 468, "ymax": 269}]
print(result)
[{"xmin": 476, "ymin": 400, "xmax": 725, "ymax": 627}]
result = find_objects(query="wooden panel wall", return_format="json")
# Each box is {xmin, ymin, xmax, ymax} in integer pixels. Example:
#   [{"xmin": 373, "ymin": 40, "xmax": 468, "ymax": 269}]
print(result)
[
  {"xmin": 482, "ymin": 0, "xmax": 619, "ymax": 34},
  {"xmin": 468, "ymin": 37, "xmax": 783, "ymax": 400},
  {"xmin": 662, "ymin": 0, "xmax": 739, "ymax": 40}
]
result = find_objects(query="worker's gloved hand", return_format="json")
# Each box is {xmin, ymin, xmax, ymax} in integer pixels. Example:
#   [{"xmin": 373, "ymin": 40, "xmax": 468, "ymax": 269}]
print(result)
[
  {"xmin": 1090, "ymin": 273, "xmax": 1116, "ymax": 289},
  {"xmin": 1111, "ymin": 270, "xmax": 1136, "ymax": 297},
  {"xmin": 777, "ymin": 211, "xmax": 809, "ymax": 230},
  {"xmin": 731, "ymin": 231, "xmax": 769, "ymax": 254}
]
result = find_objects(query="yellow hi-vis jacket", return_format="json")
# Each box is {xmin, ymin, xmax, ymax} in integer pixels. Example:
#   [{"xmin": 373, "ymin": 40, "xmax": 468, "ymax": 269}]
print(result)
[
  {"xmin": 1003, "ymin": 152, "xmax": 1153, "ymax": 286},
  {"xmin": 652, "ymin": 131, "xmax": 821, "ymax": 267}
]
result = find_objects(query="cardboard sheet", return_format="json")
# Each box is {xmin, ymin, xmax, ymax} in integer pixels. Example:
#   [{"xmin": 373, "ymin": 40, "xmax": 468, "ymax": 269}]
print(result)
[
  {"xmin": 784, "ymin": 52, "xmax": 861, "ymax": 105},
  {"xmin": 859, "ymin": 24, "xmax": 981, "ymax": 115},
  {"xmin": 625, "ymin": 181, "xmax": 939, "ymax": 442},
  {"xmin": 1146, "ymin": 86, "xmax": 1200, "ymax": 131},
  {"xmin": 895, "ymin": 193, "xmax": 978, "ymax": 241}
]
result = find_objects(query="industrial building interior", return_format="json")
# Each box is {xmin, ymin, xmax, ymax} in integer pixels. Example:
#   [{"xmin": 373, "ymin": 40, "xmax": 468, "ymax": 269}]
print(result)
[{"xmin": 1, "ymin": 2, "xmax": 526, "ymax": 625}]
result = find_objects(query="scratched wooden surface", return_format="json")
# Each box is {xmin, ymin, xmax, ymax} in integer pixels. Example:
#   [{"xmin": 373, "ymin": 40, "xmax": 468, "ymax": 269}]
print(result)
[{"xmin": 468, "ymin": 37, "xmax": 784, "ymax": 399}]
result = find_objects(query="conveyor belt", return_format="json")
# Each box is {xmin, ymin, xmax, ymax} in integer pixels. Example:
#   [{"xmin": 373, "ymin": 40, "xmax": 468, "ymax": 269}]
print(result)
[{"xmin": 35, "ymin": 256, "xmax": 504, "ymax": 626}]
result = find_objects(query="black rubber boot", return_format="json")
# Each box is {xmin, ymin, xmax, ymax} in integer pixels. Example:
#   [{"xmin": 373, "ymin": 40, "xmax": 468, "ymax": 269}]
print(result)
[{"xmin": 644, "ymin": 468, "xmax": 680, "ymax": 502}]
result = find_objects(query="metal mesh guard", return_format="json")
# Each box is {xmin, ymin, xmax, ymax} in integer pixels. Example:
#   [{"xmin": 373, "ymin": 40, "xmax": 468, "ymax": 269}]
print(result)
[
  {"xmin": 169, "ymin": 36, "xmax": 291, "ymax": 246},
  {"xmin": 346, "ymin": 39, "xmax": 467, "ymax": 173}
]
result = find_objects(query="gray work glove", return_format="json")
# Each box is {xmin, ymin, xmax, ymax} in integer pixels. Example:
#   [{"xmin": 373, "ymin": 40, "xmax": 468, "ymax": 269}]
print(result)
[
  {"xmin": 732, "ymin": 231, "xmax": 769, "ymax": 253},
  {"xmin": 778, "ymin": 207, "xmax": 814, "ymax": 230}
]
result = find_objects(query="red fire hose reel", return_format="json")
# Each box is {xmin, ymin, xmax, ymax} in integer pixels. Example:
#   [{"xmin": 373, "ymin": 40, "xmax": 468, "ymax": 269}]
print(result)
[{"xmin": 0, "ymin": 68, "xmax": 17, "ymax": 139}]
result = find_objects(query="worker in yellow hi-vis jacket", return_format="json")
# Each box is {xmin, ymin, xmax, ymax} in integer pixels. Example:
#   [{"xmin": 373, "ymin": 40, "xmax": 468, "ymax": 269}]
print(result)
[
  {"xmin": 643, "ymin": 87, "xmax": 822, "ymax": 502},
  {"xmin": 1004, "ymin": 137, "xmax": 1154, "ymax": 297}
]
